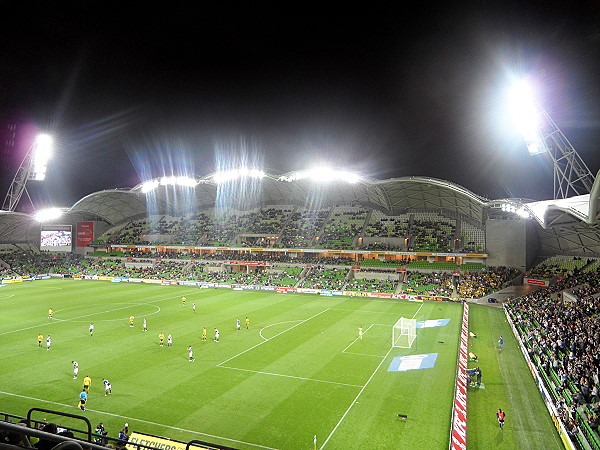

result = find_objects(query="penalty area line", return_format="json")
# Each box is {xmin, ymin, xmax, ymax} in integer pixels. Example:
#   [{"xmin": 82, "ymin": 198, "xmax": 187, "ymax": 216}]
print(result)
[
  {"xmin": 320, "ymin": 345, "xmax": 395, "ymax": 449},
  {"xmin": 0, "ymin": 390, "xmax": 278, "ymax": 450}
]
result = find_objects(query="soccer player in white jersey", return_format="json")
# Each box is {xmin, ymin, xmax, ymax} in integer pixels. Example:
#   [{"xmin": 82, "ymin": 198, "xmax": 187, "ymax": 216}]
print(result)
[
  {"xmin": 72, "ymin": 361, "xmax": 79, "ymax": 379},
  {"xmin": 103, "ymin": 378, "xmax": 112, "ymax": 396}
]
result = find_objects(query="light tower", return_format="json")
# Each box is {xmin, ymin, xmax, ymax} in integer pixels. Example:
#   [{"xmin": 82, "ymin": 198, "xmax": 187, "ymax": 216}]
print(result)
[
  {"xmin": 2, "ymin": 134, "xmax": 53, "ymax": 212},
  {"xmin": 509, "ymin": 81, "xmax": 595, "ymax": 199}
]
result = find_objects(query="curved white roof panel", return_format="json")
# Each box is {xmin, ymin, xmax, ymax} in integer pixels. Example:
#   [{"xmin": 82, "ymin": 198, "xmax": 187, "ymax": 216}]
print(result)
[{"xmin": 2, "ymin": 170, "xmax": 598, "ymax": 230}]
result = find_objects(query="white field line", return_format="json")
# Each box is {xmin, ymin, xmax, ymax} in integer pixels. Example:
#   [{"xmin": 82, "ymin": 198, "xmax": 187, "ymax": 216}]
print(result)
[
  {"xmin": 331, "ymin": 308, "xmax": 409, "ymax": 314},
  {"xmin": 53, "ymin": 303, "xmax": 162, "ymax": 323},
  {"xmin": 218, "ymin": 365, "xmax": 363, "ymax": 388},
  {"xmin": 411, "ymin": 301, "xmax": 425, "ymax": 322},
  {"xmin": 320, "ymin": 345, "xmax": 395, "ymax": 449},
  {"xmin": 216, "ymin": 307, "xmax": 332, "ymax": 367},
  {"xmin": 321, "ymin": 301, "xmax": 425, "ymax": 448},
  {"xmin": 0, "ymin": 293, "xmax": 186, "ymax": 337},
  {"xmin": 341, "ymin": 323, "xmax": 376, "ymax": 354},
  {"xmin": 341, "ymin": 351, "xmax": 385, "ymax": 358},
  {"xmin": 0, "ymin": 390, "xmax": 278, "ymax": 450},
  {"xmin": 340, "ymin": 323, "xmax": 390, "ymax": 355},
  {"xmin": 259, "ymin": 320, "xmax": 303, "ymax": 341}
]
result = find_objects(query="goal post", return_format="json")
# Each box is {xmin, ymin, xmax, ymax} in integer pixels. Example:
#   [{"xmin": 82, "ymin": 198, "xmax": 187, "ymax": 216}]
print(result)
[{"xmin": 392, "ymin": 317, "xmax": 416, "ymax": 348}]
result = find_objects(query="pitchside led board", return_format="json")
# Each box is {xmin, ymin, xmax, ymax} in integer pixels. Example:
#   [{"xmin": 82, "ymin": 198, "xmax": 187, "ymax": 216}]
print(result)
[{"xmin": 40, "ymin": 225, "xmax": 72, "ymax": 252}]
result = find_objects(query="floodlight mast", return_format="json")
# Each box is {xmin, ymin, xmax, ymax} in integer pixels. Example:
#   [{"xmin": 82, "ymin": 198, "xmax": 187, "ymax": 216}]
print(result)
[
  {"xmin": 2, "ymin": 134, "xmax": 52, "ymax": 212},
  {"xmin": 538, "ymin": 109, "xmax": 595, "ymax": 199},
  {"xmin": 512, "ymin": 83, "xmax": 595, "ymax": 199}
]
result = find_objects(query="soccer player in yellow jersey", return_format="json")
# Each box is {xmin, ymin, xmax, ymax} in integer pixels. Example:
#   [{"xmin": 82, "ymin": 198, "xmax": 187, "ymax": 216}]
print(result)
[
  {"xmin": 201, "ymin": 327, "xmax": 207, "ymax": 341},
  {"xmin": 37, "ymin": 334, "xmax": 43, "ymax": 348},
  {"xmin": 83, "ymin": 375, "xmax": 92, "ymax": 392},
  {"xmin": 129, "ymin": 315, "xmax": 134, "ymax": 327},
  {"xmin": 48, "ymin": 308, "xmax": 53, "ymax": 320},
  {"xmin": 245, "ymin": 316, "xmax": 250, "ymax": 329},
  {"xmin": 182, "ymin": 296, "xmax": 186, "ymax": 307},
  {"xmin": 159, "ymin": 332, "xmax": 165, "ymax": 347}
]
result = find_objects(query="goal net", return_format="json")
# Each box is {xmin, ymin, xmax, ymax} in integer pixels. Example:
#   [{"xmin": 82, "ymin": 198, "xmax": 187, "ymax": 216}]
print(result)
[{"xmin": 392, "ymin": 317, "xmax": 416, "ymax": 348}]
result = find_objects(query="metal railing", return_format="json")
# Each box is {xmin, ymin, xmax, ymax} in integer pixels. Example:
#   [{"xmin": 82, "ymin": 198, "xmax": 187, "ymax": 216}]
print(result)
[{"xmin": 1, "ymin": 408, "xmax": 236, "ymax": 450}]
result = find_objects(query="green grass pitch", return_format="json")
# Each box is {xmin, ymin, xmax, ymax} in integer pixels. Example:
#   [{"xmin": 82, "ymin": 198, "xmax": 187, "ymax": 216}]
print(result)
[{"xmin": 0, "ymin": 280, "xmax": 561, "ymax": 449}]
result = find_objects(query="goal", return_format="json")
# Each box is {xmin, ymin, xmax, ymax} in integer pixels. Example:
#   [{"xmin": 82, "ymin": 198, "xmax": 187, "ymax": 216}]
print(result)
[{"xmin": 392, "ymin": 317, "xmax": 416, "ymax": 348}]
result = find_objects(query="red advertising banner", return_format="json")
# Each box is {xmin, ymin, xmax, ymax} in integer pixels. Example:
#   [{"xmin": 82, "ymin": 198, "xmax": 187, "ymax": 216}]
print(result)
[
  {"xmin": 76, "ymin": 222, "xmax": 94, "ymax": 247},
  {"xmin": 525, "ymin": 278, "xmax": 549, "ymax": 286},
  {"xmin": 449, "ymin": 302, "xmax": 469, "ymax": 450}
]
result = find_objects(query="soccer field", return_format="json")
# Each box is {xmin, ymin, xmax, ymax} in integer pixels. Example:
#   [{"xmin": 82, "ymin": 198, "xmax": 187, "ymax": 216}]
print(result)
[{"xmin": 0, "ymin": 279, "xmax": 554, "ymax": 449}]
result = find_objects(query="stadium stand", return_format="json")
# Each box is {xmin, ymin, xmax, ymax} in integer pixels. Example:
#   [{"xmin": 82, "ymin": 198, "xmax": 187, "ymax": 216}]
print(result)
[{"xmin": 506, "ymin": 266, "xmax": 600, "ymax": 449}]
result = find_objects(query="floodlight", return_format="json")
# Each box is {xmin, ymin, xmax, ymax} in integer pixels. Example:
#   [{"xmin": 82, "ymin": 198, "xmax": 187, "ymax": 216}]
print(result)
[
  {"xmin": 141, "ymin": 179, "xmax": 160, "ymax": 193},
  {"xmin": 31, "ymin": 134, "xmax": 53, "ymax": 180},
  {"xmin": 278, "ymin": 168, "xmax": 362, "ymax": 184},
  {"xmin": 2, "ymin": 133, "xmax": 54, "ymax": 211},
  {"xmin": 175, "ymin": 176, "xmax": 198, "ymax": 187},
  {"xmin": 212, "ymin": 168, "xmax": 265, "ymax": 184},
  {"xmin": 345, "ymin": 172, "xmax": 361, "ymax": 184},
  {"xmin": 34, "ymin": 207, "xmax": 63, "ymax": 222},
  {"xmin": 508, "ymin": 81, "xmax": 547, "ymax": 155},
  {"xmin": 503, "ymin": 77, "xmax": 595, "ymax": 198},
  {"xmin": 158, "ymin": 176, "xmax": 198, "ymax": 187},
  {"xmin": 159, "ymin": 176, "xmax": 176, "ymax": 186}
]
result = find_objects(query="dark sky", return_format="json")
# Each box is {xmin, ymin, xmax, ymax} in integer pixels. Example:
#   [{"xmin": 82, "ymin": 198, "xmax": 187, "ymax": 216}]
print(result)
[{"xmin": 1, "ymin": 4, "xmax": 599, "ymax": 210}]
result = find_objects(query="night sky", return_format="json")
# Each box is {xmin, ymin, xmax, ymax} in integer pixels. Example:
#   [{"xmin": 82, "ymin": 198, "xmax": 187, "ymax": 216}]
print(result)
[{"xmin": 1, "ymin": 5, "xmax": 599, "ymax": 211}]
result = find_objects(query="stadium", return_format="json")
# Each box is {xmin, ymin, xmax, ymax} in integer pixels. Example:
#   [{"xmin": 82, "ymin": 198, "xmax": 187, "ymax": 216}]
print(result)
[
  {"xmin": 2, "ymin": 9, "xmax": 600, "ymax": 450},
  {"xmin": 2, "ymin": 152, "xmax": 600, "ymax": 449}
]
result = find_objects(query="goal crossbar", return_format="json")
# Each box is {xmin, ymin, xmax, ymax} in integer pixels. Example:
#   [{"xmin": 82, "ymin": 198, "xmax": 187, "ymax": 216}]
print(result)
[{"xmin": 392, "ymin": 317, "xmax": 416, "ymax": 348}]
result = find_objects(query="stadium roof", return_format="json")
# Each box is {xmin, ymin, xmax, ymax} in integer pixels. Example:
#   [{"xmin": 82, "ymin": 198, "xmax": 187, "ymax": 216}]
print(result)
[
  {"xmin": 1, "ymin": 172, "xmax": 600, "ymax": 236},
  {"xmin": 66, "ymin": 174, "xmax": 489, "ymax": 225},
  {"xmin": 0, "ymin": 211, "xmax": 38, "ymax": 243},
  {"xmin": 522, "ymin": 170, "xmax": 600, "ymax": 227}
]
